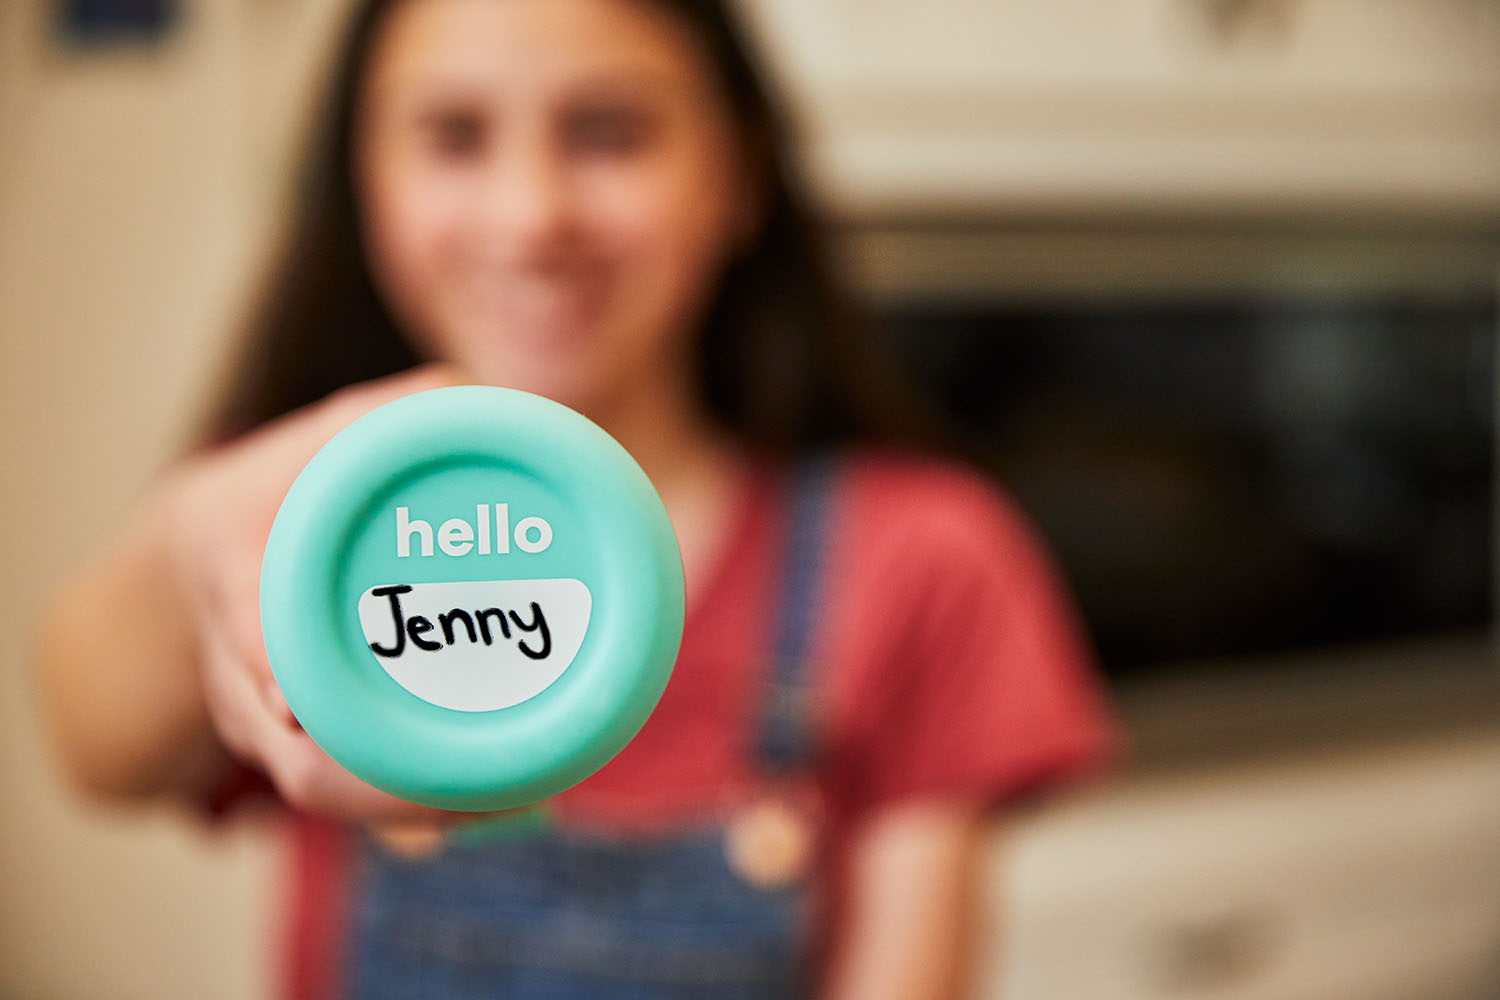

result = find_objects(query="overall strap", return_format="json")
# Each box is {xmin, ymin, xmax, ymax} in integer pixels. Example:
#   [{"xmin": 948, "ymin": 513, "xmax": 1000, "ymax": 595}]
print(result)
[{"xmin": 755, "ymin": 455, "xmax": 837, "ymax": 773}]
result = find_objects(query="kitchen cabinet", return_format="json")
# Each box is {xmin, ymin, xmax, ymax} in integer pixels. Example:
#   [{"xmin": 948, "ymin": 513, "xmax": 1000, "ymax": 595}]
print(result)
[{"xmin": 740, "ymin": 0, "xmax": 1500, "ymax": 221}]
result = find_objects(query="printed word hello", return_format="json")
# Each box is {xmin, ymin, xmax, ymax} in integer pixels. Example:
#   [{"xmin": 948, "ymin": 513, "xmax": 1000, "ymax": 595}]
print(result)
[{"xmin": 396, "ymin": 504, "xmax": 553, "ymax": 558}]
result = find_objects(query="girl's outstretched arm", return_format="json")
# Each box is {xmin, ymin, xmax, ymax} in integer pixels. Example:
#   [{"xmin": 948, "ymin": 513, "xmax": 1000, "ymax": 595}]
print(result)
[
  {"xmin": 35, "ymin": 365, "xmax": 465, "ymax": 818},
  {"xmin": 824, "ymin": 799, "xmax": 991, "ymax": 1000},
  {"xmin": 37, "ymin": 490, "xmax": 229, "ymax": 800}
]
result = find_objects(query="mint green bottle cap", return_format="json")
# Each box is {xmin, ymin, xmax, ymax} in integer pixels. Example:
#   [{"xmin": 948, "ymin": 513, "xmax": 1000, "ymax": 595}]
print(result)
[{"xmin": 260, "ymin": 385, "xmax": 684, "ymax": 811}]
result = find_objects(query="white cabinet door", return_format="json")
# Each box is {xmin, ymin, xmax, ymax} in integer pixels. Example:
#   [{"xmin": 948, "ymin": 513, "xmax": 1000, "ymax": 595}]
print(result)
[{"xmin": 738, "ymin": 0, "xmax": 1500, "ymax": 219}]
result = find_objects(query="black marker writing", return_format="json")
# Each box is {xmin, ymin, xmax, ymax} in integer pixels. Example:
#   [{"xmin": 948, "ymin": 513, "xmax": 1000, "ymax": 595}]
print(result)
[
  {"xmin": 507, "ymin": 602, "xmax": 551, "ymax": 661},
  {"xmin": 367, "ymin": 585, "xmax": 551, "ymax": 661},
  {"xmin": 367, "ymin": 585, "xmax": 413, "ymax": 657}
]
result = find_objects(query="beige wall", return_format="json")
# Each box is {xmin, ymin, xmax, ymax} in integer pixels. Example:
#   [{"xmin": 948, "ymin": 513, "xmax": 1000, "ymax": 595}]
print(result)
[{"xmin": 0, "ymin": 2, "xmax": 347, "ymax": 996}]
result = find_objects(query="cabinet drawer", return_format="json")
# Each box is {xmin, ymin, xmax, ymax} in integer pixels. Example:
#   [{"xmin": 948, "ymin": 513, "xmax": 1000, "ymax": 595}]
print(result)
[{"xmin": 979, "ymin": 737, "xmax": 1500, "ymax": 1000}]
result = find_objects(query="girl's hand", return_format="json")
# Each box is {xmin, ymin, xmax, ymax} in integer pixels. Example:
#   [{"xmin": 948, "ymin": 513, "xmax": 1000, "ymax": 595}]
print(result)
[{"xmin": 155, "ymin": 365, "xmax": 472, "ymax": 824}]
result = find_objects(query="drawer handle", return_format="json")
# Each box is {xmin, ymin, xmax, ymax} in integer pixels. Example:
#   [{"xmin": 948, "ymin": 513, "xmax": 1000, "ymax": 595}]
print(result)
[
  {"xmin": 1151, "ymin": 909, "xmax": 1282, "ymax": 993},
  {"xmin": 1195, "ymin": 0, "xmax": 1298, "ymax": 48}
]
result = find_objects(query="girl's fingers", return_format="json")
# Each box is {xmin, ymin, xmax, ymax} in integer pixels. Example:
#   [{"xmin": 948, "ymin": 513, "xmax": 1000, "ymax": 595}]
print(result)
[
  {"xmin": 257, "ymin": 724, "xmax": 462, "ymax": 824},
  {"xmin": 210, "ymin": 619, "xmax": 549, "ymax": 830},
  {"xmin": 187, "ymin": 545, "xmax": 286, "ymax": 723},
  {"xmin": 259, "ymin": 675, "xmax": 298, "ymax": 728},
  {"xmin": 201, "ymin": 617, "xmax": 447, "ymax": 823},
  {"xmin": 197, "ymin": 624, "xmax": 274, "ymax": 770},
  {"xmin": 190, "ymin": 364, "xmax": 476, "ymax": 822}
]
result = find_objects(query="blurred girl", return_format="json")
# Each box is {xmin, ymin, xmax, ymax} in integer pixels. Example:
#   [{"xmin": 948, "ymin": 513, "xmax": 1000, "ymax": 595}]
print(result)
[{"xmin": 37, "ymin": 0, "xmax": 1114, "ymax": 997}]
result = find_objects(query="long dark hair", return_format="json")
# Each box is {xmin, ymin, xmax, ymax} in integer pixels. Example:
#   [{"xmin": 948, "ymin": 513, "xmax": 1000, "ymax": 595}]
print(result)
[{"xmin": 207, "ymin": 0, "xmax": 938, "ymax": 457}]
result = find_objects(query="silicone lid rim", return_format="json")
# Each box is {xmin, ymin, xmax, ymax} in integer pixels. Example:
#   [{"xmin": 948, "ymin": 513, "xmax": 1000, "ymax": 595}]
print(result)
[{"xmin": 260, "ymin": 385, "xmax": 685, "ymax": 811}]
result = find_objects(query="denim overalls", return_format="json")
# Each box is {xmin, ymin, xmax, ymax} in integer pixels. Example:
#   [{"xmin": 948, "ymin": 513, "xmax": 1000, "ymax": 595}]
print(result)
[{"xmin": 345, "ymin": 462, "xmax": 834, "ymax": 999}]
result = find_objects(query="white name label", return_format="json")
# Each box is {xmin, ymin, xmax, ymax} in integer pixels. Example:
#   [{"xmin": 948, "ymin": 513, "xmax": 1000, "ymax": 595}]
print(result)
[{"xmin": 357, "ymin": 578, "xmax": 591, "ymax": 712}]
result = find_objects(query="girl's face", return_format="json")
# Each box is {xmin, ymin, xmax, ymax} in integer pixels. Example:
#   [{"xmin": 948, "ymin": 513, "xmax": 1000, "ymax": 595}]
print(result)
[{"xmin": 354, "ymin": 0, "xmax": 756, "ymax": 414}]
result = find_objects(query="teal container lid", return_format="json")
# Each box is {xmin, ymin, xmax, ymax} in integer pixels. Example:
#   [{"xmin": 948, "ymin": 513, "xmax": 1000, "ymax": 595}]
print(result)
[{"xmin": 260, "ymin": 385, "xmax": 685, "ymax": 811}]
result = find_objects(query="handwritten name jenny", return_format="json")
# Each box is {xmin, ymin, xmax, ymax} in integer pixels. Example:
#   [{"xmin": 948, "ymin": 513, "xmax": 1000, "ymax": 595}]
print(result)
[{"xmin": 365, "ymin": 584, "xmax": 551, "ymax": 661}]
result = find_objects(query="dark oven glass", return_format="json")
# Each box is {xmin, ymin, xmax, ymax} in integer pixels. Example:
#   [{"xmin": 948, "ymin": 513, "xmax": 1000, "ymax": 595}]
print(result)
[{"xmin": 879, "ymin": 296, "xmax": 1497, "ymax": 678}]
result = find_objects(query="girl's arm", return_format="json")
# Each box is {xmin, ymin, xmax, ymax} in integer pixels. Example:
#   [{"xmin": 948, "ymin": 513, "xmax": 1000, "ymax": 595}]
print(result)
[
  {"xmin": 823, "ymin": 800, "xmax": 991, "ymax": 1000},
  {"xmin": 37, "ymin": 492, "xmax": 230, "ymax": 800},
  {"xmin": 35, "ymin": 365, "xmax": 468, "ymax": 819}
]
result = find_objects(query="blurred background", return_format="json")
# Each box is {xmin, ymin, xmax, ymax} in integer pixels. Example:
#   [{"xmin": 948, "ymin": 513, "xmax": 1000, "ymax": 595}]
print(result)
[{"xmin": 2, "ymin": 1, "xmax": 1499, "ymax": 997}]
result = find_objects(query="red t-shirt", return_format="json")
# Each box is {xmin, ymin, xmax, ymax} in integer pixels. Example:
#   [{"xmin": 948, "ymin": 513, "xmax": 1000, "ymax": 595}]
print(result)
[{"xmin": 280, "ymin": 451, "xmax": 1118, "ymax": 997}]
